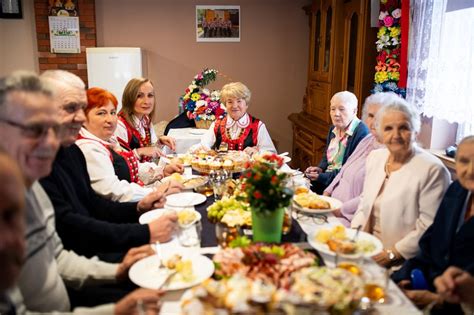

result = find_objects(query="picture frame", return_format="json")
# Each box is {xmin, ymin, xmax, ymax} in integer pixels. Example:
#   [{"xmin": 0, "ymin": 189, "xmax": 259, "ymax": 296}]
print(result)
[
  {"xmin": 196, "ymin": 5, "xmax": 240, "ymax": 42},
  {"xmin": 0, "ymin": 0, "xmax": 22, "ymax": 19}
]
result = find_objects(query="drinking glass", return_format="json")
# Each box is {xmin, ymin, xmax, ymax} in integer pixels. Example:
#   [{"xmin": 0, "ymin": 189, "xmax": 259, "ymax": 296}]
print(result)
[
  {"xmin": 215, "ymin": 222, "xmax": 242, "ymax": 248},
  {"xmin": 178, "ymin": 220, "xmax": 202, "ymax": 248},
  {"xmin": 209, "ymin": 170, "xmax": 229, "ymax": 200},
  {"xmin": 362, "ymin": 269, "xmax": 388, "ymax": 304},
  {"xmin": 282, "ymin": 207, "xmax": 292, "ymax": 235}
]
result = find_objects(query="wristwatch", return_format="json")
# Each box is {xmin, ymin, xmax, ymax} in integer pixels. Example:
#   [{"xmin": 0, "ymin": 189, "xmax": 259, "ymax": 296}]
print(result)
[{"xmin": 385, "ymin": 249, "xmax": 396, "ymax": 261}]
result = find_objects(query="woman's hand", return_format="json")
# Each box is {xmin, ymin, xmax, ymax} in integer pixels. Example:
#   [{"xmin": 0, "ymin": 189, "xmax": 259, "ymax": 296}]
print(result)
[
  {"xmin": 332, "ymin": 208, "xmax": 342, "ymax": 217},
  {"xmin": 159, "ymin": 136, "xmax": 176, "ymax": 151},
  {"xmin": 243, "ymin": 146, "xmax": 259, "ymax": 157},
  {"xmin": 137, "ymin": 146, "xmax": 165, "ymax": 159},
  {"xmin": 434, "ymin": 266, "xmax": 474, "ymax": 306},
  {"xmin": 163, "ymin": 163, "xmax": 184, "ymax": 177},
  {"xmin": 373, "ymin": 247, "xmax": 402, "ymax": 267},
  {"xmin": 304, "ymin": 166, "xmax": 322, "ymax": 180}
]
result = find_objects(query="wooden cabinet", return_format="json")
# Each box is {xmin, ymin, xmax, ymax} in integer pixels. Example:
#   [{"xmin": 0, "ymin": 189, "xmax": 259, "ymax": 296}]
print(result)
[{"xmin": 289, "ymin": 0, "xmax": 376, "ymax": 170}]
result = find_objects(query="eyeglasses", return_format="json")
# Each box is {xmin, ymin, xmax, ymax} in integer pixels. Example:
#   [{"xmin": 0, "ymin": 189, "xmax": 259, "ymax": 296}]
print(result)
[
  {"xmin": 292, "ymin": 205, "xmax": 329, "ymax": 225},
  {"xmin": 0, "ymin": 119, "xmax": 62, "ymax": 139}
]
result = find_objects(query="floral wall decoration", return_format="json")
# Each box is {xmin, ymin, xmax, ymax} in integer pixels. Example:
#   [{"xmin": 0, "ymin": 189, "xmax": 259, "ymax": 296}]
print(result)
[{"xmin": 372, "ymin": 0, "xmax": 406, "ymax": 97}]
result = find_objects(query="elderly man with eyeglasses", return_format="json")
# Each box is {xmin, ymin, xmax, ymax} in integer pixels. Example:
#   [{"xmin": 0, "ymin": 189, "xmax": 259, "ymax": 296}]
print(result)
[{"xmin": 0, "ymin": 71, "xmax": 163, "ymax": 314}]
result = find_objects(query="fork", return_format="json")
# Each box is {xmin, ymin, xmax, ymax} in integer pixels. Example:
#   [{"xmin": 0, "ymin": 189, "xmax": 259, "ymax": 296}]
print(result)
[
  {"xmin": 158, "ymin": 269, "xmax": 177, "ymax": 290},
  {"xmin": 154, "ymin": 242, "xmax": 165, "ymax": 269}
]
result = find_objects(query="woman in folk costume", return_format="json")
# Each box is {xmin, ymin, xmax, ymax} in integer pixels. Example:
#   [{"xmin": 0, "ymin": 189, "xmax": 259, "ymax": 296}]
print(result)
[
  {"xmin": 198, "ymin": 82, "xmax": 276, "ymax": 156},
  {"xmin": 77, "ymin": 87, "xmax": 183, "ymax": 202},
  {"xmin": 115, "ymin": 78, "xmax": 176, "ymax": 162}
]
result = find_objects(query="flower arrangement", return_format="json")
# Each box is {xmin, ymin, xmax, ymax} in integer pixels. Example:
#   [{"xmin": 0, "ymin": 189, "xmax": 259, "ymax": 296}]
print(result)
[
  {"xmin": 372, "ymin": 0, "xmax": 406, "ymax": 97},
  {"xmin": 179, "ymin": 68, "xmax": 226, "ymax": 122},
  {"xmin": 241, "ymin": 154, "xmax": 293, "ymax": 215}
]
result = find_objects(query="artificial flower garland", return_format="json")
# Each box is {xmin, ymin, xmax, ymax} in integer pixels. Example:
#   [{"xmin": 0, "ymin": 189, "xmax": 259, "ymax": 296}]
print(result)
[{"xmin": 372, "ymin": 0, "xmax": 406, "ymax": 97}]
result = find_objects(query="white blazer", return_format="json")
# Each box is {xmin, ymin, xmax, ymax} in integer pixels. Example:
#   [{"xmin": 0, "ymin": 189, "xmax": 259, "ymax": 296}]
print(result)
[{"xmin": 351, "ymin": 146, "xmax": 450, "ymax": 259}]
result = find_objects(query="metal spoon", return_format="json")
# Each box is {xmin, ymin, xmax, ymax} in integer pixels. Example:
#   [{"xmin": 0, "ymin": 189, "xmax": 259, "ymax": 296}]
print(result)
[{"xmin": 351, "ymin": 225, "xmax": 362, "ymax": 243}]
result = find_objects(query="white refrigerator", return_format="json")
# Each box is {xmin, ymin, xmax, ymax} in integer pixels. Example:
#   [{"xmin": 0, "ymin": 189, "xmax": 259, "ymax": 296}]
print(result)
[{"xmin": 86, "ymin": 47, "xmax": 146, "ymax": 111}]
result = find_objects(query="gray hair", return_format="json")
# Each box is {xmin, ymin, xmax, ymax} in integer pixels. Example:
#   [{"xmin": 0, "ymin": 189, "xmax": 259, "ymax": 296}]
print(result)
[
  {"xmin": 330, "ymin": 91, "xmax": 358, "ymax": 111},
  {"xmin": 0, "ymin": 71, "xmax": 53, "ymax": 118},
  {"xmin": 375, "ymin": 96, "xmax": 421, "ymax": 136},
  {"xmin": 362, "ymin": 92, "xmax": 404, "ymax": 121},
  {"xmin": 458, "ymin": 135, "xmax": 474, "ymax": 150},
  {"xmin": 41, "ymin": 70, "xmax": 85, "ymax": 92}
]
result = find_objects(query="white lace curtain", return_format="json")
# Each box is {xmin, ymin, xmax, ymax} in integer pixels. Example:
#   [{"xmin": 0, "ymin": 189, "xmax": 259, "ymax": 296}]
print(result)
[{"xmin": 406, "ymin": 0, "xmax": 474, "ymax": 126}]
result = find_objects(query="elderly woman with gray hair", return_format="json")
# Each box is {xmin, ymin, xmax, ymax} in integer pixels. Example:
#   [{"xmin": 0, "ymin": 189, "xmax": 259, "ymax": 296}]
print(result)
[
  {"xmin": 197, "ymin": 82, "xmax": 276, "ymax": 155},
  {"xmin": 351, "ymin": 98, "xmax": 450, "ymax": 267},
  {"xmin": 305, "ymin": 91, "xmax": 369, "ymax": 194},
  {"xmin": 323, "ymin": 92, "xmax": 404, "ymax": 226}
]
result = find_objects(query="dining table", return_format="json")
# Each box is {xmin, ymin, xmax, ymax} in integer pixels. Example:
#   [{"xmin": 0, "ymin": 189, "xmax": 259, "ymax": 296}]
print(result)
[
  {"xmin": 150, "ymin": 166, "xmax": 423, "ymax": 314},
  {"xmin": 162, "ymin": 127, "xmax": 208, "ymax": 154}
]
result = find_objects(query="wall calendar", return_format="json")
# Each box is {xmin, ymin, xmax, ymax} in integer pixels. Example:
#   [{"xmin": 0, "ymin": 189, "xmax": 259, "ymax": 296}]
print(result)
[{"xmin": 48, "ymin": 16, "xmax": 81, "ymax": 53}]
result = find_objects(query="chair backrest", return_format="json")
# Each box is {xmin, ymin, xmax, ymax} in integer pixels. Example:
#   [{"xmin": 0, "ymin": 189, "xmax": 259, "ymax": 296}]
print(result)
[{"xmin": 164, "ymin": 112, "xmax": 196, "ymax": 135}]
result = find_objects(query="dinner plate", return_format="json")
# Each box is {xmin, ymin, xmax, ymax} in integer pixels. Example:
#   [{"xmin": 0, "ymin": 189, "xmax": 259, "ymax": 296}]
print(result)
[
  {"xmin": 138, "ymin": 208, "xmax": 166, "ymax": 224},
  {"xmin": 165, "ymin": 192, "xmax": 207, "ymax": 207},
  {"xmin": 166, "ymin": 154, "xmax": 192, "ymax": 166},
  {"xmin": 308, "ymin": 225, "xmax": 383, "ymax": 258},
  {"xmin": 292, "ymin": 195, "xmax": 343, "ymax": 214},
  {"xmin": 182, "ymin": 175, "xmax": 208, "ymax": 190},
  {"xmin": 129, "ymin": 254, "xmax": 214, "ymax": 290}
]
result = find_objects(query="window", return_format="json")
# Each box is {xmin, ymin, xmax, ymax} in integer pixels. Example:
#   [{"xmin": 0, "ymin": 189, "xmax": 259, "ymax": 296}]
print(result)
[{"xmin": 407, "ymin": 0, "xmax": 474, "ymax": 145}]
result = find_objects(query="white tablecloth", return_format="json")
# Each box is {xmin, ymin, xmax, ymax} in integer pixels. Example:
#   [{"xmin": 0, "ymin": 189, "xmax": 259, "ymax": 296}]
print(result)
[{"xmin": 164, "ymin": 128, "xmax": 207, "ymax": 154}]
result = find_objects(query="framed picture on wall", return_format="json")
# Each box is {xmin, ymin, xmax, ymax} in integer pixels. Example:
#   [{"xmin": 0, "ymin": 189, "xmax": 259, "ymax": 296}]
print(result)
[
  {"xmin": 196, "ymin": 5, "xmax": 240, "ymax": 42},
  {"xmin": 0, "ymin": 0, "xmax": 22, "ymax": 19}
]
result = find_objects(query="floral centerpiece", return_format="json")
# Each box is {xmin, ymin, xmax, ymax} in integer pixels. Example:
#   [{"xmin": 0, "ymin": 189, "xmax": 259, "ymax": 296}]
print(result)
[
  {"xmin": 240, "ymin": 153, "xmax": 293, "ymax": 243},
  {"xmin": 179, "ymin": 68, "xmax": 226, "ymax": 129},
  {"xmin": 372, "ymin": 0, "xmax": 406, "ymax": 97}
]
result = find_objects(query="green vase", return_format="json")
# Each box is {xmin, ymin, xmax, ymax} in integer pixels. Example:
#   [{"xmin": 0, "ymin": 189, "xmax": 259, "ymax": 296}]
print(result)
[{"xmin": 251, "ymin": 207, "xmax": 284, "ymax": 243}]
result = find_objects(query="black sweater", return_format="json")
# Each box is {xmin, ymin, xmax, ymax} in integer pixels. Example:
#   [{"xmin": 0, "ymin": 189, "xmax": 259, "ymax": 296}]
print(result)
[{"xmin": 40, "ymin": 144, "xmax": 150, "ymax": 258}]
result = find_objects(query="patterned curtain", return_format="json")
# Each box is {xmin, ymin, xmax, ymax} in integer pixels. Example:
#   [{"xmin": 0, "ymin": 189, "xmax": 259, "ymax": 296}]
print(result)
[{"xmin": 407, "ymin": 1, "xmax": 474, "ymax": 125}]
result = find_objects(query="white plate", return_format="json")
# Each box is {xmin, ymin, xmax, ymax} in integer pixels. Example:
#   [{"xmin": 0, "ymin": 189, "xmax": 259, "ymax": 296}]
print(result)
[
  {"xmin": 166, "ymin": 154, "xmax": 192, "ymax": 166},
  {"xmin": 165, "ymin": 192, "xmax": 207, "ymax": 207},
  {"xmin": 292, "ymin": 195, "xmax": 342, "ymax": 214},
  {"xmin": 308, "ymin": 226, "xmax": 383, "ymax": 258},
  {"xmin": 182, "ymin": 175, "xmax": 209, "ymax": 190},
  {"xmin": 162, "ymin": 174, "xmax": 208, "ymax": 189},
  {"xmin": 139, "ymin": 208, "xmax": 166, "ymax": 224},
  {"xmin": 129, "ymin": 254, "xmax": 214, "ymax": 290},
  {"xmin": 282, "ymin": 156, "xmax": 291, "ymax": 164}
]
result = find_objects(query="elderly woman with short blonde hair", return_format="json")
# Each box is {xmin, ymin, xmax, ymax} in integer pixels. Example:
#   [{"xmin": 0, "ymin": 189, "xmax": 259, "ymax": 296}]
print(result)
[
  {"xmin": 198, "ymin": 82, "xmax": 276, "ymax": 155},
  {"xmin": 351, "ymin": 98, "xmax": 450, "ymax": 267},
  {"xmin": 305, "ymin": 91, "xmax": 369, "ymax": 194}
]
